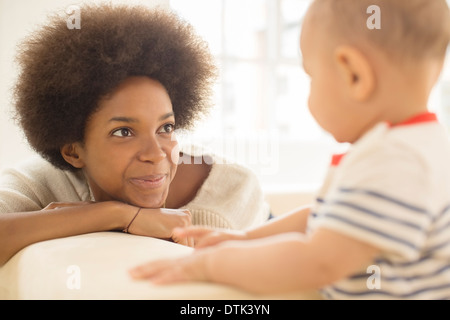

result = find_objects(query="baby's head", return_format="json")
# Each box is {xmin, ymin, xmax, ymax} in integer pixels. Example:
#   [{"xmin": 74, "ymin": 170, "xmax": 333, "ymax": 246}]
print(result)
[
  {"xmin": 301, "ymin": 0, "xmax": 450, "ymax": 143},
  {"xmin": 306, "ymin": 0, "xmax": 450, "ymax": 62}
]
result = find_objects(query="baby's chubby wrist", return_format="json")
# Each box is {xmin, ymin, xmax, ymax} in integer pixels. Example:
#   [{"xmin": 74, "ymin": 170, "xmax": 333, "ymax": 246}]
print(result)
[
  {"xmin": 199, "ymin": 242, "xmax": 240, "ymax": 284},
  {"xmin": 200, "ymin": 246, "xmax": 221, "ymax": 283}
]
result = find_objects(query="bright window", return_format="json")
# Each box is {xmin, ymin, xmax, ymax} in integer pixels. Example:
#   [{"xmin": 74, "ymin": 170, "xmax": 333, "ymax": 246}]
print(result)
[
  {"xmin": 170, "ymin": 0, "xmax": 450, "ymax": 193},
  {"xmin": 170, "ymin": 0, "xmax": 331, "ymax": 193}
]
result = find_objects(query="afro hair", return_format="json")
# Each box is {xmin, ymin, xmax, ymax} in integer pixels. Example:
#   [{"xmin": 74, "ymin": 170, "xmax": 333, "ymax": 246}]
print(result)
[{"xmin": 13, "ymin": 3, "xmax": 217, "ymax": 171}]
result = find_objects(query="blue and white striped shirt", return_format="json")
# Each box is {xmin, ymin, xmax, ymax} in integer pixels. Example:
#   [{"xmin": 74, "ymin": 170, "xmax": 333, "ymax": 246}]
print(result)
[{"xmin": 309, "ymin": 113, "xmax": 450, "ymax": 299}]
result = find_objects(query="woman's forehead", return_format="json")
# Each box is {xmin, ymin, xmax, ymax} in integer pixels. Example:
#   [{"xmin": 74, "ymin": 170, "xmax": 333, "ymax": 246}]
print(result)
[{"xmin": 93, "ymin": 76, "xmax": 174, "ymax": 121}]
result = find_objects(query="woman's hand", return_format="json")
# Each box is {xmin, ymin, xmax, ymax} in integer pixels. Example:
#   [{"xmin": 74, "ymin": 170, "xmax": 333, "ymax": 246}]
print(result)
[
  {"xmin": 127, "ymin": 208, "xmax": 194, "ymax": 247},
  {"xmin": 172, "ymin": 226, "xmax": 247, "ymax": 248}
]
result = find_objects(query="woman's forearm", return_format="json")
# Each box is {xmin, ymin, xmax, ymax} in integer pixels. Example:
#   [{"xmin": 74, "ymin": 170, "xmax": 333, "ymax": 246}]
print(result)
[{"xmin": 0, "ymin": 201, "xmax": 132, "ymax": 266}]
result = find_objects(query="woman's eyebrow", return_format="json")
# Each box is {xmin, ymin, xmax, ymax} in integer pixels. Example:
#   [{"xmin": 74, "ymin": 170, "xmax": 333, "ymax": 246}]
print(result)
[
  {"xmin": 159, "ymin": 112, "xmax": 175, "ymax": 121},
  {"xmin": 108, "ymin": 116, "xmax": 138, "ymax": 123},
  {"xmin": 108, "ymin": 112, "xmax": 174, "ymax": 123}
]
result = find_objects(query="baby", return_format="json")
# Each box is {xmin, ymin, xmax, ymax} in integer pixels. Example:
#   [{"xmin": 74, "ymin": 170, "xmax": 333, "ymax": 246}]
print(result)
[{"xmin": 130, "ymin": 0, "xmax": 450, "ymax": 299}]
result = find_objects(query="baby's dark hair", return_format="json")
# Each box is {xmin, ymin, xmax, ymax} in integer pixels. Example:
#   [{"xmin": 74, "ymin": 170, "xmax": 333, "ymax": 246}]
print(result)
[{"xmin": 13, "ymin": 3, "xmax": 217, "ymax": 171}]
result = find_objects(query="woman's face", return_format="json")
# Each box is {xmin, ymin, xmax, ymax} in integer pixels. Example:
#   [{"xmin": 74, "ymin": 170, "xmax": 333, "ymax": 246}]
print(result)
[{"xmin": 72, "ymin": 76, "xmax": 179, "ymax": 208}]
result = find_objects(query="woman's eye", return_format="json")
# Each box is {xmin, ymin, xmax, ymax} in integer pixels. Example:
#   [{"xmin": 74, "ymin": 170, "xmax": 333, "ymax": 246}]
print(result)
[
  {"xmin": 112, "ymin": 128, "xmax": 132, "ymax": 137},
  {"xmin": 160, "ymin": 123, "xmax": 175, "ymax": 134}
]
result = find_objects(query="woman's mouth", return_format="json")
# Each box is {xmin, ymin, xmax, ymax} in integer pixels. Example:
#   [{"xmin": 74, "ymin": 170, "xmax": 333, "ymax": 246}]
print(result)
[{"xmin": 129, "ymin": 174, "xmax": 167, "ymax": 190}]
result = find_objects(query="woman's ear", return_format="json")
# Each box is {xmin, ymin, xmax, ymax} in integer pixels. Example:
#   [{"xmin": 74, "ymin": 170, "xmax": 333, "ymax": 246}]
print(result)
[
  {"xmin": 60, "ymin": 143, "xmax": 85, "ymax": 169},
  {"xmin": 334, "ymin": 45, "xmax": 376, "ymax": 102}
]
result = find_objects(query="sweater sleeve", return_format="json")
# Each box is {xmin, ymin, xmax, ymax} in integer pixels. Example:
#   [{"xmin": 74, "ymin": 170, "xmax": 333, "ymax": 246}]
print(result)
[
  {"xmin": 183, "ymin": 160, "xmax": 271, "ymax": 230},
  {"xmin": 0, "ymin": 156, "xmax": 91, "ymax": 213}
]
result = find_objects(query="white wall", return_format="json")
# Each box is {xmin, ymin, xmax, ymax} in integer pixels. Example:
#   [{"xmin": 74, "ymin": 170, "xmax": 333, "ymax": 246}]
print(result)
[{"xmin": 0, "ymin": 0, "xmax": 169, "ymax": 171}]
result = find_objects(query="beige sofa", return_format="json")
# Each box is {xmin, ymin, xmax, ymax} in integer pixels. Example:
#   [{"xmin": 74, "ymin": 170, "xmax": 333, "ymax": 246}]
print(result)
[
  {"xmin": 0, "ymin": 190, "xmax": 320, "ymax": 300},
  {"xmin": 0, "ymin": 232, "xmax": 321, "ymax": 300}
]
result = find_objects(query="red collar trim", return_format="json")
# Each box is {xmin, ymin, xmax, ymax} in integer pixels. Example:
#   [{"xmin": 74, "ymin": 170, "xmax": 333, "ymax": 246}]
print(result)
[
  {"xmin": 331, "ymin": 153, "xmax": 346, "ymax": 167},
  {"xmin": 388, "ymin": 112, "xmax": 438, "ymax": 127},
  {"xmin": 331, "ymin": 112, "xmax": 437, "ymax": 167}
]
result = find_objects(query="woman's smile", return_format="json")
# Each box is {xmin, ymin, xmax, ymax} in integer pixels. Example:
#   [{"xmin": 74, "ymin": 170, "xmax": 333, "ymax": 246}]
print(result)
[{"xmin": 129, "ymin": 174, "xmax": 168, "ymax": 190}]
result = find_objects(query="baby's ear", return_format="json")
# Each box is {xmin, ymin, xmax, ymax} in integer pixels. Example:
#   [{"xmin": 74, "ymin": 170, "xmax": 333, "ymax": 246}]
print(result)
[
  {"xmin": 334, "ymin": 45, "xmax": 376, "ymax": 102},
  {"xmin": 60, "ymin": 142, "xmax": 85, "ymax": 169}
]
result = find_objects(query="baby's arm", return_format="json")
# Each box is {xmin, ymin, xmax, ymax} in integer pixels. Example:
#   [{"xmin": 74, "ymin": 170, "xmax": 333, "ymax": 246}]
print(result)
[
  {"xmin": 247, "ymin": 205, "xmax": 311, "ymax": 239},
  {"xmin": 206, "ymin": 228, "xmax": 379, "ymax": 293},
  {"xmin": 176, "ymin": 205, "xmax": 312, "ymax": 248},
  {"xmin": 130, "ymin": 226, "xmax": 380, "ymax": 294}
]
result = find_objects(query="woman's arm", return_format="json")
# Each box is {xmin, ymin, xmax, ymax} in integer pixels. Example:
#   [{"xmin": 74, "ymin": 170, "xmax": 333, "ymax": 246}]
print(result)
[
  {"xmin": 0, "ymin": 201, "xmax": 128, "ymax": 266},
  {"xmin": 0, "ymin": 201, "xmax": 192, "ymax": 266}
]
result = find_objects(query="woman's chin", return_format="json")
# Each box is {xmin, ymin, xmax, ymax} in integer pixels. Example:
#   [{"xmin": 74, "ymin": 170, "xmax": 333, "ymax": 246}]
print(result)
[{"xmin": 127, "ymin": 196, "xmax": 167, "ymax": 209}]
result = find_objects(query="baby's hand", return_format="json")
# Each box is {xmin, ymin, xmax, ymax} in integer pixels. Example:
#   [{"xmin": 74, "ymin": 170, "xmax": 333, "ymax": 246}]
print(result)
[
  {"xmin": 129, "ymin": 251, "xmax": 209, "ymax": 284},
  {"xmin": 173, "ymin": 226, "xmax": 247, "ymax": 248}
]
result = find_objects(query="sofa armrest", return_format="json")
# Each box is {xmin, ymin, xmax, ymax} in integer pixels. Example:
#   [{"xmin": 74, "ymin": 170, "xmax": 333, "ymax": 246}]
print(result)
[{"xmin": 0, "ymin": 232, "xmax": 320, "ymax": 299}]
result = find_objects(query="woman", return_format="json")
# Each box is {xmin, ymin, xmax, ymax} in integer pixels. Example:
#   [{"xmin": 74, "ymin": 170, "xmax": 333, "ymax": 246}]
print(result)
[{"xmin": 0, "ymin": 4, "xmax": 270, "ymax": 266}]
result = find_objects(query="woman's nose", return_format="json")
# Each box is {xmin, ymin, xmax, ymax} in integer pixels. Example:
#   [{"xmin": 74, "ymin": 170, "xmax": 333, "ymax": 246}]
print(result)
[{"xmin": 137, "ymin": 135, "xmax": 166, "ymax": 163}]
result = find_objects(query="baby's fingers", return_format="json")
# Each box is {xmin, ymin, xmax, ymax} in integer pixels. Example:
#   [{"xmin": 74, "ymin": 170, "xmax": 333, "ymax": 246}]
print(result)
[
  {"xmin": 129, "ymin": 259, "xmax": 189, "ymax": 284},
  {"xmin": 171, "ymin": 234, "xmax": 195, "ymax": 248},
  {"xmin": 173, "ymin": 226, "xmax": 213, "ymax": 239},
  {"xmin": 129, "ymin": 260, "xmax": 168, "ymax": 279}
]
